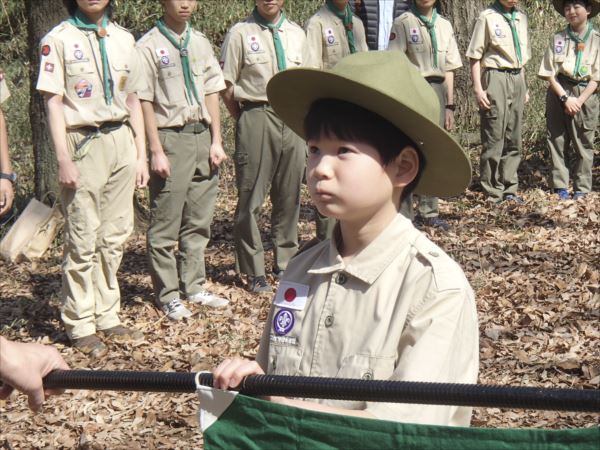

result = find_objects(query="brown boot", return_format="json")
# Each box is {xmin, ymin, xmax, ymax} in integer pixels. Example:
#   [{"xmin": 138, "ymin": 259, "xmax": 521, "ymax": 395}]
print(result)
[
  {"xmin": 99, "ymin": 325, "xmax": 144, "ymax": 343},
  {"xmin": 72, "ymin": 334, "xmax": 108, "ymax": 358}
]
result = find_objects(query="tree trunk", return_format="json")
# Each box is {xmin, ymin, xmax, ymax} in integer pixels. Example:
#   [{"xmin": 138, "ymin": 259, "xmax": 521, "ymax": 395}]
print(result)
[
  {"xmin": 27, "ymin": 0, "xmax": 67, "ymax": 202},
  {"xmin": 438, "ymin": 0, "xmax": 486, "ymax": 135}
]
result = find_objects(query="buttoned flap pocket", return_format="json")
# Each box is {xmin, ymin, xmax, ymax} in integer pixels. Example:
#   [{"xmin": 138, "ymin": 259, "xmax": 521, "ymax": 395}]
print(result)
[
  {"xmin": 554, "ymin": 54, "xmax": 566, "ymax": 64},
  {"xmin": 110, "ymin": 59, "xmax": 132, "ymax": 74},
  {"xmin": 335, "ymin": 354, "xmax": 396, "ymax": 381},
  {"xmin": 244, "ymin": 52, "xmax": 270, "ymax": 66},
  {"xmin": 286, "ymin": 51, "xmax": 303, "ymax": 67},
  {"xmin": 65, "ymin": 62, "xmax": 95, "ymax": 76},
  {"xmin": 480, "ymin": 102, "xmax": 498, "ymax": 120},
  {"xmin": 408, "ymin": 43, "xmax": 426, "ymax": 53},
  {"xmin": 267, "ymin": 343, "xmax": 303, "ymax": 376}
]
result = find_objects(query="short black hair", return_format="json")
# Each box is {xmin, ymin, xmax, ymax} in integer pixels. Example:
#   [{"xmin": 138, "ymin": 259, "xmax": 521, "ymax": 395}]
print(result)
[
  {"xmin": 63, "ymin": 0, "xmax": 113, "ymax": 18},
  {"xmin": 562, "ymin": 0, "xmax": 591, "ymax": 8},
  {"xmin": 303, "ymin": 98, "xmax": 426, "ymax": 201}
]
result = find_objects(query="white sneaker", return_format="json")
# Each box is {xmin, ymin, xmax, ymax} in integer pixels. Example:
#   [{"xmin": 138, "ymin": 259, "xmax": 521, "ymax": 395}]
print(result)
[
  {"xmin": 161, "ymin": 298, "xmax": 193, "ymax": 320},
  {"xmin": 187, "ymin": 289, "xmax": 229, "ymax": 308}
]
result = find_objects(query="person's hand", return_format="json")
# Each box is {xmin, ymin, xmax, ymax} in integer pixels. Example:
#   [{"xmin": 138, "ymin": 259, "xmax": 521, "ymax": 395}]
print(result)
[
  {"xmin": 209, "ymin": 142, "xmax": 228, "ymax": 170},
  {"xmin": 0, "ymin": 178, "xmax": 14, "ymax": 216},
  {"xmin": 524, "ymin": 90, "xmax": 530, "ymax": 104},
  {"xmin": 474, "ymin": 88, "xmax": 491, "ymax": 110},
  {"xmin": 58, "ymin": 159, "xmax": 80, "ymax": 189},
  {"xmin": 444, "ymin": 109, "xmax": 455, "ymax": 131},
  {"xmin": 136, "ymin": 158, "xmax": 149, "ymax": 188},
  {"xmin": 150, "ymin": 150, "xmax": 171, "ymax": 178},
  {"xmin": 0, "ymin": 338, "xmax": 69, "ymax": 412},
  {"xmin": 563, "ymin": 97, "xmax": 581, "ymax": 116},
  {"xmin": 212, "ymin": 357, "xmax": 264, "ymax": 390}
]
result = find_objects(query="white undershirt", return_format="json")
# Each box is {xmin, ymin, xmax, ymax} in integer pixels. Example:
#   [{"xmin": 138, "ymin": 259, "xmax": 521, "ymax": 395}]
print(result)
[{"xmin": 378, "ymin": 0, "xmax": 395, "ymax": 50}]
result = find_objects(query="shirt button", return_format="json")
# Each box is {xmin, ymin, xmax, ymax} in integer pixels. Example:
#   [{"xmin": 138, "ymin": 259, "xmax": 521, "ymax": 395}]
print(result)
[
  {"xmin": 335, "ymin": 273, "xmax": 347, "ymax": 285},
  {"xmin": 362, "ymin": 371, "xmax": 373, "ymax": 380},
  {"xmin": 428, "ymin": 251, "xmax": 439, "ymax": 257},
  {"xmin": 324, "ymin": 315, "xmax": 334, "ymax": 327}
]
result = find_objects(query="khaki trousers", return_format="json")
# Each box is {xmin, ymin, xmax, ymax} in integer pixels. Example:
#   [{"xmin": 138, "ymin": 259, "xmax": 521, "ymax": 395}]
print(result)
[
  {"xmin": 61, "ymin": 125, "xmax": 136, "ymax": 340},
  {"xmin": 234, "ymin": 105, "xmax": 305, "ymax": 277},
  {"xmin": 546, "ymin": 83, "xmax": 598, "ymax": 193},
  {"xmin": 479, "ymin": 69, "xmax": 526, "ymax": 202},
  {"xmin": 147, "ymin": 126, "xmax": 218, "ymax": 305},
  {"xmin": 415, "ymin": 80, "xmax": 446, "ymax": 218}
]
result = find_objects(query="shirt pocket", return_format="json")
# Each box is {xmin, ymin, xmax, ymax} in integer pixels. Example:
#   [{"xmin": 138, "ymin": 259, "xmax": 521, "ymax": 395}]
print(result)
[
  {"xmin": 191, "ymin": 63, "xmax": 205, "ymax": 96},
  {"xmin": 157, "ymin": 65, "xmax": 186, "ymax": 104},
  {"xmin": 244, "ymin": 51, "xmax": 270, "ymax": 66},
  {"xmin": 286, "ymin": 50, "xmax": 303, "ymax": 67},
  {"xmin": 110, "ymin": 58, "xmax": 132, "ymax": 94},
  {"xmin": 267, "ymin": 344, "xmax": 304, "ymax": 376}
]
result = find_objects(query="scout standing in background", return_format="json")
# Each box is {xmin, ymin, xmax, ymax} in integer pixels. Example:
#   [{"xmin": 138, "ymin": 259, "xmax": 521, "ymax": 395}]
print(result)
[
  {"xmin": 389, "ymin": 0, "xmax": 462, "ymax": 231},
  {"xmin": 538, "ymin": 0, "xmax": 599, "ymax": 200},
  {"xmin": 305, "ymin": 0, "xmax": 368, "ymax": 241},
  {"xmin": 220, "ymin": 0, "xmax": 309, "ymax": 293},
  {"xmin": 0, "ymin": 70, "xmax": 16, "ymax": 217},
  {"xmin": 37, "ymin": 0, "xmax": 148, "ymax": 357},
  {"xmin": 467, "ymin": 0, "xmax": 531, "ymax": 204},
  {"xmin": 137, "ymin": 0, "xmax": 229, "ymax": 321}
]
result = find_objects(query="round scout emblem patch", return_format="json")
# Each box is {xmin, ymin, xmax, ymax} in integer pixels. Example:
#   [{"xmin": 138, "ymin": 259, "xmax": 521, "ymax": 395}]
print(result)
[
  {"xmin": 494, "ymin": 25, "xmax": 502, "ymax": 37},
  {"xmin": 284, "ymin": 288, "xmax": 297, "ymax": 302},
  {"xmin": 555, "ymin": 45, "xmax": 563, "ymax": 54},
  {"xmin": 75, "ymin": 79, "xmax": 93, "ymax": 98},
  {"xmin": 74, "ymin": 49, "xmax": 84, "ymax": 60},
  {"xmin": 327, "ymin": 35, "xmax": 335, "ymax": 45},
  {"xmin": 251, "ymin": 42, "xmax": 260, "ymax": 52},
  {"xmin": 41, "ymin": 45, "xmax": 51, "ymax": 56},
  {"xmin": 161, "ymin": 55, "xmax": 170, "ymax": 65},
  {"xmin": 273, "ymin": 309, "xmax": 295, "ymax": 336}
]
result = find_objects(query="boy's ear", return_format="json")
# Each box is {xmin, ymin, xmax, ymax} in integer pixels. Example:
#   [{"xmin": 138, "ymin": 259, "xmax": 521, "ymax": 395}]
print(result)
[{"xmin": 390, "ymin": 146, "xmax": 419, "ymax": 188}]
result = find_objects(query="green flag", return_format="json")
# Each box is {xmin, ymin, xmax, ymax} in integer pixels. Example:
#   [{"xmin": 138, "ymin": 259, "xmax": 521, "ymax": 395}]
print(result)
[{"xmin": 199, "ymin": 387, "xmax": 600, "ymax": 450}]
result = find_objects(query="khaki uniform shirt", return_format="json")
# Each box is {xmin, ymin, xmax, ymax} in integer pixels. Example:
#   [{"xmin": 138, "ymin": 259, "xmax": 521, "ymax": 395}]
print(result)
[
  {"xmin": 538, "ymin": 28, "xmax": 600, "ymax": 82},
  {"xmin": 36, "ymin": 21, "xmax": 144, "ymax": 129},
  {"xmin": 388, "ymin": 11, "xmax": 462, "ymax": 78},
  {"xmin": 136, "ymin": 25, "xmax": 226, "ymax": 128},
  {"xmin": 466, "ymin": 7, "xmax": 531, "ymax": 69},
  {"xmin": 220, "ymin": 14, "xmax": 309, "ymax": 103},
  {"xmin": 305, "ymin": 5, "xmax": 368, "ymax": 70},
  {"xmin": 256, "ymin": 214, "xmax": 479, "ymax": 426},
  {"xmin": 0, "ymin": 72, "xmax": 9, "ymax": 105}
]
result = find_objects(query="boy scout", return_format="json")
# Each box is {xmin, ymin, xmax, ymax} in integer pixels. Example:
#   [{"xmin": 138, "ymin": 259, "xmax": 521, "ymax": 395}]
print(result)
[
  {"xmin": 0, "ymin": 70, "xmax": 15, "ymax": 217},
  {"xmin": 220, "ymin": 0, "xmax": 309, "ymax": 293},
  {"xmin": 213, "ymin": 51, "xmax": 479, "ymax": 426},
  {"xmin": 389, "ymin": 0, "xmax": 462, "ymax": 230},
  {"xmin": 538, "ymin": 0, "xmax": 599, "ymax": 200},
  {"xmin": 137, "ymin": 0, "xmax": 229, "ymax": 320},
  {"xmin": 37, "ymin": 0, "xmax": 148, "ymax": 357},
  {"xmin": 467, "ymin": 0, "xmax": 531, "ymax": 203}
]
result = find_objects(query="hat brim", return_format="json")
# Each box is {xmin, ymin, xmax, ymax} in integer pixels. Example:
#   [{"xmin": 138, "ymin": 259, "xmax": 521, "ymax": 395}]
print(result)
[
  {"xmin": 552, "ymin": 0, "xmax": 600, "ymax": 17},
  {"xmin": 267, "ymin": 68, "xmax": 471, "ymax": 198}
]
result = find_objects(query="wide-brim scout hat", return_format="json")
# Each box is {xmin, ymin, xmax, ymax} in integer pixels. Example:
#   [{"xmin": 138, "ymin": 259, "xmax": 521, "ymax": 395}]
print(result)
[
  {"xmin": 266, "ymin": 51, "xmax": 471, "ymax": 197},
  {"xmin": 552, "ymin": 0, "xmax": 600, "ymax": 17}
]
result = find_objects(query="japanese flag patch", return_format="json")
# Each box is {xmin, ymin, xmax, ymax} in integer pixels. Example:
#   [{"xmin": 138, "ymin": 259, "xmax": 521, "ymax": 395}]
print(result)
[
  {"xmin": 554, "ymin": 35, "xmax": 565, "ymax": 54},
  {"xmin": 409, "ymin": 27, "xmax": 420, "ymax": 43},
  {"xmin": 274, "ymin": 280, "xmax": 309, "ymax": 311}
]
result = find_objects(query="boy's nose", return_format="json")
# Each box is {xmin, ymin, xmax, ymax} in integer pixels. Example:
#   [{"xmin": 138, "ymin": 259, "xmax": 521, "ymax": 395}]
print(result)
[{"xmin": 310, "ymin": 154, "xmax": 334, "ymax": 179}]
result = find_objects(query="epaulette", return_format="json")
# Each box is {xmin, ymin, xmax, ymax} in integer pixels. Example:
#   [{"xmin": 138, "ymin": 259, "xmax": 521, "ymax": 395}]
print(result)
[{"xmin": 294, "ymin": 237, "xmax": 322, "ymax": 257}]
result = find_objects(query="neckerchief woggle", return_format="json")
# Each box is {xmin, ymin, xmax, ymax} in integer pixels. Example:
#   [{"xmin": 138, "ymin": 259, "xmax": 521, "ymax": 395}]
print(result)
[
  {"xmin": 252, "ymin": 7, "xmax": 287, "ymax": 71},
  {"xmin": 566, "ymin": 22, "xmax": 593, "ymax": 78},
  {"xmin": 492, "ymin": 1, "xmax": 523, "ymax": 65},
  {"xmin": 68, "ymin": 10, "xmax": 112, "ymax": 105},
  {"xmin": 326, "ymin": 0, "xmax": 357, "ymax": 54},
  {"xmin": 411, "ymin": 6, "xmax": 439, "ymax": 68},
  {"xmin": 156, "ymin": 19, "xmax": 201, "ymax": 106}
]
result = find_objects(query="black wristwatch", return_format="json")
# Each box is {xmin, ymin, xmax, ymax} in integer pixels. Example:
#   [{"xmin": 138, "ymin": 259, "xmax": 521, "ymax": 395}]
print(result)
[
  {"xmin": 559, "ymin": 94, "xmax": 569, "ymax": 103},
  {"xmin": 0, "ymin": 172, "xmax": 17, "ymax": 183},
  {"xmin": 445, "ymin": 104, "xmax": 456, "ymax": 111}
]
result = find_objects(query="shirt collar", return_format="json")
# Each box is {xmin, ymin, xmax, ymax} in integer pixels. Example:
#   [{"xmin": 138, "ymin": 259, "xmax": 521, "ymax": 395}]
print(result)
[{"xmin": 308, "ymin": 213, "xmax": 420, "ymax": 285}]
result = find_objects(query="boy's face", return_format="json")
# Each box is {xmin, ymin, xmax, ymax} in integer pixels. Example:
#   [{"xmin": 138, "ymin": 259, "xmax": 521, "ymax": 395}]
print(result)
[
  {"xmin": 161, "ymin": 0, "xmax": 197, "ymax": 24},
  {"xmin": 306, "ymin": 135, "xmax": 411, "ymax": 222},
  {"xmin": 563, "ymin": 1, "xmax": 591, "ymax": 25},
  {"xmin": 497, "ymin": 0, "xmax": 519, "ymax": 10},
  {"xmin": 255, "ymin": 0, "xmax": 284, "ymax": 21},
  {"xmin": 414, "ymin": 0, "xmax": 437, "ymax": 12}
]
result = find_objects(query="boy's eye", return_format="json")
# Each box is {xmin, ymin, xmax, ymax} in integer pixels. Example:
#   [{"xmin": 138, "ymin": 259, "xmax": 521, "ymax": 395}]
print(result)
[
  {"xmin": 308, "ymin": 146, "xmax": 320, "ymax": 155},
  {"xmin": 337, "ymin": 146, "xmax": 352, "ymax": 155}
]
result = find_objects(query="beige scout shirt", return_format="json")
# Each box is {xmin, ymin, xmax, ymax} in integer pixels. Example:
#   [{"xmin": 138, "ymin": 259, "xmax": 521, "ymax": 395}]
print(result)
[
  {"xmin": 538, "ymin": 28, "xmax": 600, "ymax": 82},
  {"xmin": 304, "ymin": 5, "xmax": 368, "ymax": 70},
  {"xmin": 388, "ymin": 11, "xmax": 462, "ymax": 78},
  {"xmin": 36, "ymin": 21, "xmax": 144, "ymax": 129},
  {"xmin": 256, "ymin": 214, "xmax": 479, "ymax": 426},
  {"xmin": 466, "ymin": 7, "xmax": 531, "ymax": 69},
  {"xmin": 0, "ymin": 73, "xmax": 9, "ymax": 105},
  {"xmin": 220, "ymin": 14, "xmax": 309, "ymax": 103},
  {"xmin": 136, "ymin": 25, "xmax": 226, "ymax": 128}
]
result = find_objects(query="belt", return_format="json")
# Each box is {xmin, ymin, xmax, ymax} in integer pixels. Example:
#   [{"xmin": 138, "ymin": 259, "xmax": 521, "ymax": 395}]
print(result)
[
  {"xmin": 490, "ymin": 67, "xmax": 522, "ymax": 75},
  {"xmin": 557, "ymin": 74, "xmax": 588, "ymax": 87},
  {"xmin": 161, "ymin": 121, "xmax": 208, "ymax": 134},
  {"xmin": 425, "ymin": 76, "xmax": 445, "ymax": 84},
  {"xmin": 240, "ymin": 101, "xmax": 270, "ymax": 110},
  {"xmin": 72, "ymin": 121, "xmax": 126, "ymax": 135}
]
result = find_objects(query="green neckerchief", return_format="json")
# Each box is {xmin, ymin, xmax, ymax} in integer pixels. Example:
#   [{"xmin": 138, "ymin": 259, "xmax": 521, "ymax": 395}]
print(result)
[
  {"xmin": 411, "ymin": 6, "xmax": 439, "ymax": 68},
  {"xmin": 326, "ymin": 0, "xmax": 357, "ymax": 54},
  {"xmin": 492, "ymin": 1, "xmax": 522, "ymax": 65},
  {"xmin": 68, "ymin": 10, "xmax": 112, "ymax": 105},
  {"xmin": 566, "ymin": 22, "xmax": 593, "ymax": 78},
  {"xmin": 252, "ymin": 7, "xmax": 287, "ymax": 71},
  {"xmin": 156, "ymin": 19, "xmax": 201, "ymax": 106}
]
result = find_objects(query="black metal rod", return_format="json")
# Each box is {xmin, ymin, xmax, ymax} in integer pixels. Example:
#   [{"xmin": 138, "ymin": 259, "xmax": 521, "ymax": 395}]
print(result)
[{"xmin": 42, "ymin": 370, "xmax": 600, "ymax": 412}]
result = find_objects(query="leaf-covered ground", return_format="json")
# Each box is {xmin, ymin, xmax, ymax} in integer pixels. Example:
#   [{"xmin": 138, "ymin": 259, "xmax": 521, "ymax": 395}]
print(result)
[{"xmin": 1, "ymin": 160, "xmax": 599, "ymax": 449}]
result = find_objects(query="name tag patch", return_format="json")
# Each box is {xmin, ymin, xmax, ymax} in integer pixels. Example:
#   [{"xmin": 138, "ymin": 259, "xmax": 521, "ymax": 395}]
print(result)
[
  {"xmin": 273, "ymin": 309, "xmax": 295, "ymax": 336},
  {"xmin": 270, "ymin": 334, "xmax": 298, "ymax": 346},
  {"xmin": 274, "ymin": 280, "xmax": 309, "ymax": 311}
]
